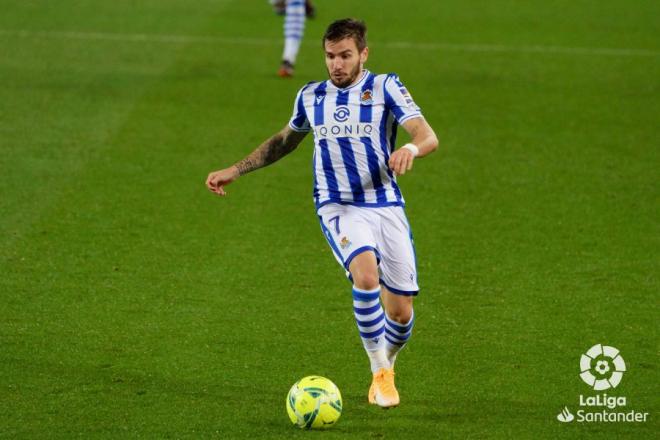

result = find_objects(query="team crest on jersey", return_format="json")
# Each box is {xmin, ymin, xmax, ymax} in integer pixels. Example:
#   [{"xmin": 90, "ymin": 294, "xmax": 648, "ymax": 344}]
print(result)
[
  {"xmin": 340, "ymin": 236, "xmax": 352, "ymax": 249},
  {"xmin": 360, "ymin": 89, "xmax": 373, "ymax": 105}
]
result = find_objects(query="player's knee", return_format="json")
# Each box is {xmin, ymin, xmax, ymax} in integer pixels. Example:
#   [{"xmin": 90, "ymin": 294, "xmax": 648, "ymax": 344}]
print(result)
[
  {"xmin": 387, "ymin": 308, "xmax": 413, "ymax": 324},
  {"xmin": 352, "ymin": 272, "xmax": 380, "ymax": 291},
  {"xmin": 386, "ymin": 301, "xmax": 413, "ymax": 324}
]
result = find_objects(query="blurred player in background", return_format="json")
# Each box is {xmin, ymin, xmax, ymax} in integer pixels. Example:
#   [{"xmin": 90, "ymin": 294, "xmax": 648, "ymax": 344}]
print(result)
[
  {"xmin": 207, "ymin": 19, "xmax": 438, "ymax": 408},
  {"xmin": 270, "ymin": 0, "xmax": 316, "ymax": 77}
]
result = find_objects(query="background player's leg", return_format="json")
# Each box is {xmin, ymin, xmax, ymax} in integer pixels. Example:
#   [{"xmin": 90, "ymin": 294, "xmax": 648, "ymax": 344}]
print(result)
[
  {"xmin": 349, "ymin": 251, "xmax": 389, "ymax": 373},
  {"xmin": 278, "ymin": 0, "xmax": 306, "ymax": 77},
  {"xmin": 381, "ymin": 286, "xmax": 414, "ymax": 368}
]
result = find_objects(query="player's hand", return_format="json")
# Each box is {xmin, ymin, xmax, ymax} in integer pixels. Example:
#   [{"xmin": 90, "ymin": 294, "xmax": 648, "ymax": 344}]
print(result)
[
  {"xmin": 388, "ymin": 148, "xmax": 415, "ymax": 176},
  {"xmin": 206, "ymin": 166, "xmax": 239, "ymax": 196}
]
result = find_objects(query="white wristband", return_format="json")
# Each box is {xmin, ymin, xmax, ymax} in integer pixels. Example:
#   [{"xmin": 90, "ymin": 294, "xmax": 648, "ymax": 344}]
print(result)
[{"xmin": 401, "ymin": 143, "xmax": 419, "ymax": 157}]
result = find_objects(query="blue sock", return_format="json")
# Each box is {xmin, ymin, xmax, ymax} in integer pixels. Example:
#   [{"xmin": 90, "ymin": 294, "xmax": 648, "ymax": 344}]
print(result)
[
  {"xmin": 352, "ymin": 286, "xmax": 389, "ymax": 372},
  {"xmin": 384, "ymin": 311, "xmax": 414, "ymax": 367}
]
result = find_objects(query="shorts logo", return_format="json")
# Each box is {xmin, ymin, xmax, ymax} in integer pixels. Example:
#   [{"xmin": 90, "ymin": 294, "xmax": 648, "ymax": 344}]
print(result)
[
  {"xmin": 579, "ymin": 344, "xmax": 626, "ymax": 390},
  {"xmin": 360, "ymin": 89, "xmax": 373, "ymax": 105},
  {"xmin": 339, "ymin": 236, "xmax": 352, "ymax": 249},
  {"xmin": 333, "ymin": 106, "xmax": 350, "ymax": 123}
]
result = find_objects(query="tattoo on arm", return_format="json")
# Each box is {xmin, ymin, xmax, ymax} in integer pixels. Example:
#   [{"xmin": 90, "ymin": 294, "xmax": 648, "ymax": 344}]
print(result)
[
  {"xmin": 234, "ymin": 129, "xmax": 299, "ymax": 176},
  {"xmin": 235, "ymin": 157, "xmax": 258, "ymax": 176}
]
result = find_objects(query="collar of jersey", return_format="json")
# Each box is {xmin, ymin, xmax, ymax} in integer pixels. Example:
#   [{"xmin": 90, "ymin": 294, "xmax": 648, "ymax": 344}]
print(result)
[{"xmin": 326, "ymin": 69, "xmax": 370, "ymax": 92}]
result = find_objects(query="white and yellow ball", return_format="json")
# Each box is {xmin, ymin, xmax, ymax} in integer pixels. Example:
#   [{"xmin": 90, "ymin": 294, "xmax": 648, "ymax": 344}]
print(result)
[{"xmin": 286, "ymin": 376, "xmax": 342, "ymax": 429}]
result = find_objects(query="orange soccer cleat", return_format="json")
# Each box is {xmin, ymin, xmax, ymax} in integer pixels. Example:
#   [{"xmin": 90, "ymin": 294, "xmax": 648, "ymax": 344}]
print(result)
[{"xmin": 368, "ymin": 368, "xmax": 400, "ymax": 408}]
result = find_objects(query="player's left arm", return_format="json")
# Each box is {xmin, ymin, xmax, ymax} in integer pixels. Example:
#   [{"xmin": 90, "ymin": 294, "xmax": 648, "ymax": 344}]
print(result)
[{"xmin": 388, "ymin": 116, "xmax": 439, "ymax": 176}]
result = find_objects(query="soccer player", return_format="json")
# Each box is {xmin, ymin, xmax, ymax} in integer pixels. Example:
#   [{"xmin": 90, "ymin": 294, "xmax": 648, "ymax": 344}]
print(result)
[
  {"xmin": 269, "ymin": 0, "xmax": 316, "ymax": 77},
  {"xmin": 206, "ymin": 18, "xmax": 438, "ymax": 408}
]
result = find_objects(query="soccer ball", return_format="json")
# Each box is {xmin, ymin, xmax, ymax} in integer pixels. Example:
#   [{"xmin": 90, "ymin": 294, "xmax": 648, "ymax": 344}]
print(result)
[{"xmin": 286, "ymin": 376, "xmax": 342, "ymax": 429}]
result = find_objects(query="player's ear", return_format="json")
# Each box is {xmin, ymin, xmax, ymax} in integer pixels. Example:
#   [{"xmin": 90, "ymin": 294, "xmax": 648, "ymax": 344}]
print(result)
[{"xmin": 360, "ymin": 46, "xmax": 369, "ymax": 64}]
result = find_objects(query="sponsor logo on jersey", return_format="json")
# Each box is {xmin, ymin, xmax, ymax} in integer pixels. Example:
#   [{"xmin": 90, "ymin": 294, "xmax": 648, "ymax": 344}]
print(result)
[
  {"xmin": 333, "ymin": 106, "xmax": 351, "ymax": 123},
  {"xmin": 312, "ymin": 123, "xmax": 374, "ymax": 139}
]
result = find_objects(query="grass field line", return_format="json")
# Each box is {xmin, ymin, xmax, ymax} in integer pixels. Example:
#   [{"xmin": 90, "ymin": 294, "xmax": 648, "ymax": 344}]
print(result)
[{"xmin": 1, "ymin": 29, "xmax": 659, "ymax": 58}]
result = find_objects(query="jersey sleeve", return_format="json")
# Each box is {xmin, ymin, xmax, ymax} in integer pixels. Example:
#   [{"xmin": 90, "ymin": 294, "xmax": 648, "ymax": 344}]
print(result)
[
  {"xmin": 288, "ymin": 84, "xmax": 311, "ymax": 132},
  {"xmin": 383, "ymin": 74, "xmax": 422, "ymax": 125}
]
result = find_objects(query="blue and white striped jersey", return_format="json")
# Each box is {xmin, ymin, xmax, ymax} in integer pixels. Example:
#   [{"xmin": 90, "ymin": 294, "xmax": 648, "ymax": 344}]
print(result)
[{"xmin": 288, "ymin": 69, "xmax": 423, "ymax": 210}]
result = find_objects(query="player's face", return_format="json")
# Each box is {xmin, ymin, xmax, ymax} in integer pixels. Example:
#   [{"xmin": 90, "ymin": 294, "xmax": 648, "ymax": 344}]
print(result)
[{"xmin": 324, "ymin": 38, "xmax": 369, "ymax": 88}]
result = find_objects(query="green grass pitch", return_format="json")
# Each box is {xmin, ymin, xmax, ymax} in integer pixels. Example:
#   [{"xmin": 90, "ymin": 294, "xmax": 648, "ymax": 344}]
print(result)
[{"xmin": 1, "ymin": 0, "xmax": 658, "ymax": 438}]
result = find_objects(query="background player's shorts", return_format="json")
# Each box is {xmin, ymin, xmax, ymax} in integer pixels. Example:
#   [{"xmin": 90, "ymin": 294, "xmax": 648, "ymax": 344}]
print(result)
[{"xmin": 317, "ymin": 204, "xmax": 419, "ymax": 295}]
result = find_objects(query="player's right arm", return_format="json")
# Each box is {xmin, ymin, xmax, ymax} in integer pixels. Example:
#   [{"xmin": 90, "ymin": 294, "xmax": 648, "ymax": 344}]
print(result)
[{"xmin": 206, "ymin": 125, "xmax": 307, "ymax": 196}]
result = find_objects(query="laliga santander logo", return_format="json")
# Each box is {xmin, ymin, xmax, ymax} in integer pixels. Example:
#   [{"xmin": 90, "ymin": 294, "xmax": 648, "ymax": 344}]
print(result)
[
  {"xmin": 556, "ymin": 344, "xmax": 649, "ymax": 424},
  {"xmin": 579, "ymin": 344, "xmax": 626, "ymax": 390}
]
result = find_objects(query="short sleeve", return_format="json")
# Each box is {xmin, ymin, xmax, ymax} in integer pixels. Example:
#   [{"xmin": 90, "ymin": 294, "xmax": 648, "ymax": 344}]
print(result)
[
  {"xmin": 288, "ymin": 84, "xmax": 311, "ymax": 132},
  {"xmin": 383, "ymin": 74, "xmax": 422, "ymax": 125}
]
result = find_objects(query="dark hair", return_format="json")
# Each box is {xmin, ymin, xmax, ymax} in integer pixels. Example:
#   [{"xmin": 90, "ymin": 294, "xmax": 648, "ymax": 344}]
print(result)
[{"xmin": 322, "ymin": 18, "xmax": 367, "ymax": 51}]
